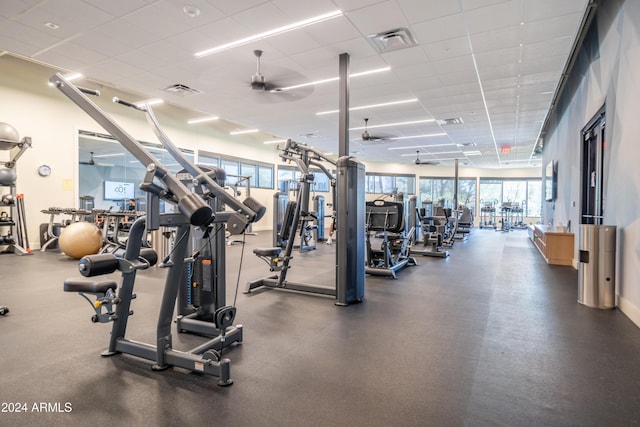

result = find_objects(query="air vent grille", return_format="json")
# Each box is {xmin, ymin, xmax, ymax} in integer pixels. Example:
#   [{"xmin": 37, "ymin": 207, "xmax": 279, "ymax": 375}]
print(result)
[
  {"xmin": 367, "ymin": 27, "xmax": 418, "ymax": 53},
  {"xmin": 437, "ymin": 118, "xmax": 464, "ymax": 126},
  {"xmin": 163, "ymin": 83, "xmax": 202, "ymax": 96}
]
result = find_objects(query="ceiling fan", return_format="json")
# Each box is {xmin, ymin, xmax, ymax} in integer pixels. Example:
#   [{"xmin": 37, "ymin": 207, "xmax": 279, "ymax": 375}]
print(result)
[
  {"xmin": 361, "ymin": 118, "xmax": 394, "ymax": 142},
  {"xmin": 414, "ymin": 151, "xmax": 440, "ymax": 165},
  {"xmin": 248, "ymin": 50, "xmax": 313, "ymax": 102},
  {"xmin": 250, "ymin": 50, "xmax": 278, "ymax": 91}
]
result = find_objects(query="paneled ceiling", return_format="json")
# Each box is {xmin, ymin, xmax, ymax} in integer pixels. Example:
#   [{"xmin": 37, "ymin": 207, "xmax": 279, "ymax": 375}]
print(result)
[{"xmin": 0, "ymin": 0, "xmax": 589, "ymax": 168}]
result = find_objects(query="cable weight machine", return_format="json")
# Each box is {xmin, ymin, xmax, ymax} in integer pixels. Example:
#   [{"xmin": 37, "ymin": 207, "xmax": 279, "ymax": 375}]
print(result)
[{"xmin": 52, "ymin": 73, "xmax": 265, "ymax": 385}]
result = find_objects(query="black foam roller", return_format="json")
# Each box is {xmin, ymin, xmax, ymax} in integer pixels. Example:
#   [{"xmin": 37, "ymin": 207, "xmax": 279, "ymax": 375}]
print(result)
[
  {"xmin": 78, "ymin": 253, "xmax": 118, "ymax": 277},
  {"xmin": 139, "ymin": 248, "xmax": 158, "ymax": 267},
  {"xmin": 178, "ymin": 193, "xmax": 212, "ymax": 226}
]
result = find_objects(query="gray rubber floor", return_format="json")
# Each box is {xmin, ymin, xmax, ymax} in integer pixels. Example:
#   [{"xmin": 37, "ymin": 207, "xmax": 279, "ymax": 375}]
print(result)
[{"xmin": 1, "ymin": 229, "xmax": 640, "ymax": 426}]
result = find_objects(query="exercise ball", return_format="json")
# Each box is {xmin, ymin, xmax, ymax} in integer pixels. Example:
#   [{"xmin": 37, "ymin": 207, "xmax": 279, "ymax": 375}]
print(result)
[
  {"xmin": 0, "ymin": 122, "xmax": 19, "ymax": 150},
  {"xmin": 58, "ymin": 222, "xmax": 102, "ymax": 259},
  {"xmin": 0, "ymin": 168, "xmax": 16, "ymax": 186}
]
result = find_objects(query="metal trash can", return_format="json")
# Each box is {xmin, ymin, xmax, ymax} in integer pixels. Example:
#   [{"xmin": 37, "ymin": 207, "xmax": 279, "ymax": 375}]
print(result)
[{"xmin": 578, "ymin": 224, "xmax": 616, "ymax": 309}]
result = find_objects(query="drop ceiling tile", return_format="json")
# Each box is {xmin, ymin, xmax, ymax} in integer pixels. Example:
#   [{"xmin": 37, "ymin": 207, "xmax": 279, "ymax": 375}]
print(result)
[
  {"xmin": 17, "ymin": 0, "xmax": 114, "ymax": 38},
  {"xmin": 396, "ymin": 0, "xmax": 461, "ymax": 24},
  {"xmin": 520, "ymin": 54, "xmax": 568, "ymax": 76},
  {"xmin": 470, "ymin": 25, "xmax": 521, "ymax": 53},
  {"xmin": 463, "ymin": 0, "xmax": 523, "ymax": 34},
  {"xmin": 462, "ymin": 0, "xmax": 511, "ymax": 11},
  {"xmin": 330, "ymin": 0, "xmax": 388, "ymax": 13},
  {"xmin": 523, "ymin": 36, "xmax": 574, "ymax": 60},
  {"xmin": 391, "ymin": 63, "xmax": 439, "ymax": 81},
  {"xmin": 36, "ymin": 42, "xmax": 108, "ymax": 71},
  {"xmin": 0, "ymin": 0, "xmax": 42, "ymax": 17},
  {"xmin": 121, "ymin": 2, "xmax": 225, "ymax": 39},
  {"xmin": 474, "ymin": 46, "xmax": 521, "ymax": 69},
  {"xmin": 429, "ymin": 55, "xmax": 476, "ymax": 75},
  {"xmin": 0, "ymin": 21, "xmax": 60, "ymax": 56},
  {"xmin": 482, "ymin": 77, "xmax": 519, "ymax": 92},
  {"xmin": 230, "ymin": 2, "xmax": 290, "ymax": 33},
  {"xmin": 523, "ymin": 0, "xmax": 587, "ymax": 22},
  {"xmin": 422, "ymin": 36, "xmax": 472, "ymax": 61},
  {"xmin": 410, "ymin": 12, "xmax": 466, "ymax": 46},
  {"xmin": 382, "ymin": 46, "xmax": 428, "ymax": 68},
  {"xmin": 272, "ymin": 0, "xmax": 343, "ymax": 20},
  {"xmin": 83, "ymin": 0, "xmax": 155, "ymax": 16},
  {"xmin": 214, "ymin": 0, "xmax": 278, "ymax": 16},
  {"xmin": 302, "ymin": 16, "xmax": 362, "ymax": 45},
  {"xmin": 523, "ymin": 12, "xmax": 583, "ymax": 43},
  {"xmin": 345, "ymin": 0, "xmax": 409, "ymax": 36}
]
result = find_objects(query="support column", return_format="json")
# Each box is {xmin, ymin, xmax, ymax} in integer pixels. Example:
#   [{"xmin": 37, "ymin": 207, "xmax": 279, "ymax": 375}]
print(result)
[{"xmin": 338, "ymin": 53, "xmax": 350, "ymax": 157}]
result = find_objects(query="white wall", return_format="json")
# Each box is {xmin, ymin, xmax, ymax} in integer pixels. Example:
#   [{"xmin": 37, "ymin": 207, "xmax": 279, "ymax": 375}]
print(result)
[{"xmin": 542, "ymin": 0, "xmax": 640, "ymax": 327}]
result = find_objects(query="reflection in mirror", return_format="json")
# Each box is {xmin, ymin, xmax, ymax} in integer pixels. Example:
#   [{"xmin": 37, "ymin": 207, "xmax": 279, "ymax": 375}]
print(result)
[{"xmin": 78, "ymin": 130, "xmax": 194, "ymax": 212}]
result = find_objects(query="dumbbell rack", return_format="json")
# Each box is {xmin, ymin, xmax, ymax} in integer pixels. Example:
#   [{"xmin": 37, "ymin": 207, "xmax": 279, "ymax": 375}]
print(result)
[{"xmin": 0, "ymin": 183, "xmax": 30, "ymax": 255}]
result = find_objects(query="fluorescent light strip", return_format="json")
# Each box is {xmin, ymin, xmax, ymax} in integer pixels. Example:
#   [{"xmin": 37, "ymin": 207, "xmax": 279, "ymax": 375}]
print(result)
[
  {"xmin": 388, "ymin": 143, "xmax": 454, "ymax": 150},
  {"xmin": 350, "ymin": 118, "xmax": 435, "ymax": 131},
  {"xmin": 400, "ymin": 150, "xmax": 462, "ymax": 157},
  {"xmin": 386, "ymin": 133, "xmax": 447, "ymax": 141},
  {"xmin": 316, "ymin": 98, "xmax": 418, "ymax": 115},
  {"xmin": 195, "ymin": 10, "xmax": 343, "ymax": 57},
  {"xmin": 463, "ymin": 151, "xmax": 482, "ymax": 156},
  {"xmin": 93, "ymin": 153, "xmax": 124, "ymax": 158},
  {"xmin": 264, "ymin": 139, "xmax": 288, "ymax": 144},
  {"xmin": 48, "ymin": 72, "xmax": 83, "ymax": 86},
  {"xmin": 188, "ymin": 116, "xmax": 219, "ymax": 124},
  {"xmin": 136, "ymin": 98, "xmax": 163, "ymax": 107},
  {"xmin": 275, "ymin": 66, "xmax": 390, "ymax": 92},
  {"xmin": 230, "ymin": 129, "xmax": 259, "ymax": 135}
]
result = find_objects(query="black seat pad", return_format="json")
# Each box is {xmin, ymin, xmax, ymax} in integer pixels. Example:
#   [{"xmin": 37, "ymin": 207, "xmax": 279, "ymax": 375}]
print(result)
[
  {"xmin": 253, "ymin": 247, "xmax": 282, "ymax": 257},
  {"xmin": 64, "ymin": 279, "xmax": 117, "ymax": 294}
]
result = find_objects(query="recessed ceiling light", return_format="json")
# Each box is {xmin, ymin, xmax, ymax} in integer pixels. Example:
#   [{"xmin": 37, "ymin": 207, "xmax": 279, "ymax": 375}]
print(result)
[
  {"xmin": 264, "ymin": 139, "xmax": 288, "ymax": 144},
  {"xmin": 316, "ymin": 98, "xmax": 418, "ymax": 115},
  {"xmin": 463, "ymin": 151, "xmax": 482, "ymax": 156},
  {"xmin": 349, "ymin": 118, "xmax": 435, "ymax": 131},
  {"xmin": 44, "ymin": 22, "xmax": 59, "ymax": 30},
  {"xmin": 274, "ymin": 66, "xmax": 390, "ymax": 92},
  {"xmin": 187, "ymin": 116, "xmax": 219, "ymax": 124},
  {"xmin": 195, "ymin": 10, "xmax": 343, "ymax": 57},
  {"xmin": 230, "ymin": 129, "xmax": 259, "ymax": 135}
]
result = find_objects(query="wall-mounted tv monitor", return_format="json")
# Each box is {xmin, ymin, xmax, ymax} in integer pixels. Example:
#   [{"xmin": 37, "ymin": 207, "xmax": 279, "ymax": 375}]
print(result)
[
  {"xmin": 104, "ymin": 180, "xmax": 135, "ymax": 200},
  {"xmin": 545, "ymin": 161, "xmax": 557, "ymax": 201}
]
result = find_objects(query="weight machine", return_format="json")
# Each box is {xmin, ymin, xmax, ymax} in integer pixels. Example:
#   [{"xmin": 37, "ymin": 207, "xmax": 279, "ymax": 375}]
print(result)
[
  {"xmin": 247, "ymin": 139, "xmax": 364, "ymax": 305},
  {"xmin": 52, "ymin": 73, "xmax": 265, "ymax": 385},
  {"xmin": 365, "ymin": 199, "xmax": 417, "ymax": 278},
  {"xmin": 479, "ymin": 200, "xmax": 498, "ymax": 229},
  {"xmin": 406, "ymin": 196, "xmax": 449, "ymax": 258}
]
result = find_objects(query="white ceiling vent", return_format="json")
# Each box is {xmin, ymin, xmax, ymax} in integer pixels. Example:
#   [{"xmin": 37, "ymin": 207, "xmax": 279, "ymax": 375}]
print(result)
[
  {"xmin": 437, "ymin": 118, "xmax": 464, "ymax": 126},
  {"xmin": 163, "ymin": 83, "xmax": 202, "ymax": 96},
  {"xmin": 367, "ymin": 28, "xmax": 418, "ymax": 53}
]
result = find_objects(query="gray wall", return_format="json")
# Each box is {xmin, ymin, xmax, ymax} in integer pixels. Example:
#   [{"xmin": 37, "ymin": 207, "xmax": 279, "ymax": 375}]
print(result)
[{"xmin": 543, "ymin": 0, "xmax": 640, "ymax": 325}]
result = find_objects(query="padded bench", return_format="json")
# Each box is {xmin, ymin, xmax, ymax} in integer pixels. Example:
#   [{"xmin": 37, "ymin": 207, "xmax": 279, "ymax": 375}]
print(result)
[
  {"xmin": 63, "ymin": 279, "xmax": 118, "ymax": 294},
  {"xmin": 253, "ymin": 247, "xmax": 282, "ymax": 258}
]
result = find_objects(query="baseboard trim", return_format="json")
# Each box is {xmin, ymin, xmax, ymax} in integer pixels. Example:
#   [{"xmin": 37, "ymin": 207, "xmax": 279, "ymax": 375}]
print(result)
[{"xmin": 618, "ymin": 295, "xmax": 640, "ymax": 329}]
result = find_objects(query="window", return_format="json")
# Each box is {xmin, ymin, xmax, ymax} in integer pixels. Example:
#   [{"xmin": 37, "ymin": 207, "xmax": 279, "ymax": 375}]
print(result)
[
  {"xmin": 278, "ymin": 165, "xmax": 331, "ymax": 193},
  {"xmin": 366, "ymin": 173, "xmax": 415, "ymax": 195},
  {"xmin": 240, "ymin": 163, "xmax": 257, "ymax": 187},
  {"xmin": 479, "ymin": 178, "xmax": 542, "ymax": 217},
  {"xmin": 419, "ymin": 177, "xmax": 475, "ymax": 209},
  {"xmin": 199, "ymin": 150, "xmax": 274, "ymax": 189}
]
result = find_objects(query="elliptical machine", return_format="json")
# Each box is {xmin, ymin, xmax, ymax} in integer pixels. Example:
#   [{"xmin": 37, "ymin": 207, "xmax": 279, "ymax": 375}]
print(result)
[{"xmin": 52, "ymin": 73, "xmax": 265, "ymax": 385}]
